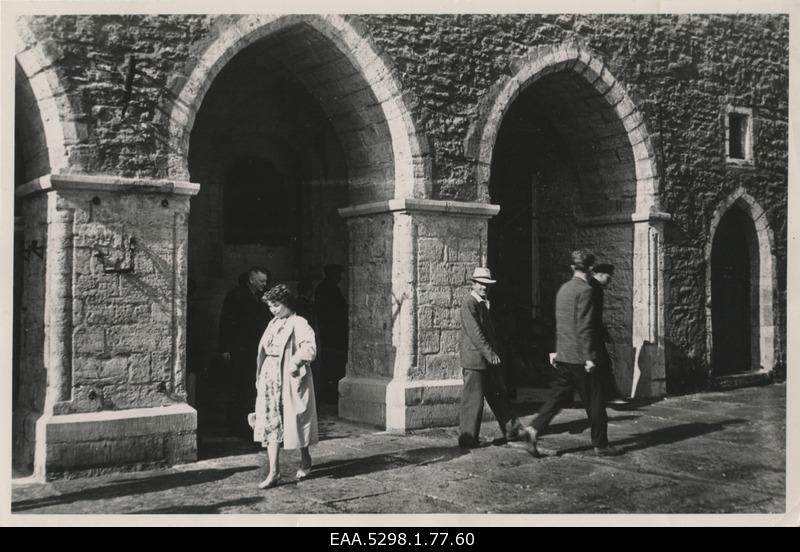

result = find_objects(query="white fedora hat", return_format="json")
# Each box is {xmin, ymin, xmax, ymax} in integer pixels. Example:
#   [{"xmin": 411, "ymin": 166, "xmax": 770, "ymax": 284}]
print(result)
[{"xmin": 470, "ymin": 267, "xmax": 497, "ymax": 284}]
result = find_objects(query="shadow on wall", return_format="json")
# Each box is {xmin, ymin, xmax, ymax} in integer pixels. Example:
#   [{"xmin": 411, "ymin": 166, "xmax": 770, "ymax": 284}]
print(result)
[{"xmin": 664, "ymin": 340, "xmax": 709, "ymax": 395}]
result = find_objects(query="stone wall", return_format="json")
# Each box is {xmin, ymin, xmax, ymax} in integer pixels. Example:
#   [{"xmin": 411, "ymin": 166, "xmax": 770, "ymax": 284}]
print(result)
[
  {"xmin": 346, "ymin": 213, "xmax": 396, "ymax": 380},
  {"xmin": 64, "ymin": 189, "xmax": 190, "ymax": 412},
  {"xmin": 12, "ymin": 195, "xmax": 49, "ymax": 473},
  {"xmin": 15, "ymin": 13, "xmax": 788, "ymax": 407},
  {"xmin": 415, "ymin": 213, "xmax": 488, "ymax": 381}
]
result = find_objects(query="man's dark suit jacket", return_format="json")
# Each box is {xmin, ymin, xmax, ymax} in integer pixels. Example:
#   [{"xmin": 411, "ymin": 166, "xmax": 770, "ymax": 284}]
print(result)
[
  {"xmin": 588, "ymin": 277, "xmax": 611, "ymax": 362},
  {"xmin": 555, "ymin": 276, "xmax": 598, "ymax": 365},
  {"xmin": 459, "ymin": 293, "xmax": 500, "ymax": 371},
  {"xmin": 218, "ymin": 284, "xmax": 272, "ymax": 355}
]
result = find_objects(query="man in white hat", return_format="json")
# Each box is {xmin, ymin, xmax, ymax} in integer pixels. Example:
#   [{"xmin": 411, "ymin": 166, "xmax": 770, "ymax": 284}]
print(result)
[{"xmin": 458, "ymin": 266, "xmax": 522, "ymax": 448}]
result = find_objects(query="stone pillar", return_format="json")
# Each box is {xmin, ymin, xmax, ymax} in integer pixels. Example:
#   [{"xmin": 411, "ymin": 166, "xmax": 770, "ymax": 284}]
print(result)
[
  {"xmin": 15, "ymin": 174, "xmax": 199, "ymax": 480},
  {"xmin": 338, "ymin": 199, "xmax": 499, "ymax": 432}
]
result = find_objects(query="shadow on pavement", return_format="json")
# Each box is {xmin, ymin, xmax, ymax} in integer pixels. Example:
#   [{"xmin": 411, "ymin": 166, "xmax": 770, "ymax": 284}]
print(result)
[
  {"xmin": 305, "ymin": 446, "xmax": 470, "ymax": 480},
  {"xmin": 544, "ymin": 415, "xmax": 640, "ymax": 436},
  {"xmin": 12, "ymin": 466, "xmax": 256, "ymax": 513},
  {"xmin": 555, "ymin": 418, "xmax": 748, "ymax": 456},
  {"xmin": 198, "ymin": 437, "xmax": 262, "ymax": 461},
  {"xmin": 131, "ymin": 496, "xmax": 265, "ymax": 515}
]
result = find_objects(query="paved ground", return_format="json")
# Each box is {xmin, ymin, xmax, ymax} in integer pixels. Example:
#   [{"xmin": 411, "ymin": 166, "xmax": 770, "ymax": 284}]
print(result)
[{"xmin": 9, "ymin": 384, "xmax": 788, "ymax": 516}]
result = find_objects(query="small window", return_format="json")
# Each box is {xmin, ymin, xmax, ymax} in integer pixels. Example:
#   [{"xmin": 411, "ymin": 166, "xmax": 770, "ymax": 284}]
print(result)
[{"xmin": 725, "ymin": 106, "xmax": 754, "ymax": 165}]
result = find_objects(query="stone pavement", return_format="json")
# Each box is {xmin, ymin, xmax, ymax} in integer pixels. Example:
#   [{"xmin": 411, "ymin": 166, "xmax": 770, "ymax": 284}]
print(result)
[{"xmin": 9, "ymin": 384, "xmax": 789, "ymax": 517}]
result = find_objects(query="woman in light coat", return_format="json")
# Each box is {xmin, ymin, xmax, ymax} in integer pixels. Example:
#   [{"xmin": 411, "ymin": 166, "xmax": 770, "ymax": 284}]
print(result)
[{"xmin": 252, "ymin": 284, "xmax": 319, "ymax": 489}]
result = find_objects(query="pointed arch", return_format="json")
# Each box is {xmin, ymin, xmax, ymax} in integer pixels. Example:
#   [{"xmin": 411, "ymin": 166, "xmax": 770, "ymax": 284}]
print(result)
[
  {"xmin": 15, "ymin": 17, "xmax": 82, "ymax": 178},
  {"xmin": 467, "ymin": 40, "xmax": 660, "ymax": 213},
  {"xmin": 706, "ymin": 188, "xmax": 777, "ymax": 373},
  {"xmin": 166, "ymin": 14, "xmax": 429, "ymax": 200}
]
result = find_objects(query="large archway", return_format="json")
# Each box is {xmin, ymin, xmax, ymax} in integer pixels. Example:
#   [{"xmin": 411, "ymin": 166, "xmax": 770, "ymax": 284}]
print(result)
[
  {"xmin": 475, "ymin": 43, "xmax": 666, "ymax": 397},
  {"xmin": 174, "ymin": 16, "xmax": 427, "ymax": 445},
  {"xmin": 12, "ymin": 43, "xmax": 71, "ymax": 475},
  {"xmin": 706, "ymin": 190, "xmax": 777, "ymax": 380}
]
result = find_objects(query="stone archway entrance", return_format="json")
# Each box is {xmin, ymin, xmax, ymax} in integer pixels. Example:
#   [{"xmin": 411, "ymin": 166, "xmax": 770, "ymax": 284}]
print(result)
[
  {"xmin": 170, "ymin": 15, "xmax": 433, "ymax": 440},
  {"xmin": 477, "ymin": 43, "xmax": 668, "ymax": 398},
  {"xmin": 186, "ymin": 34, "xmax": 353, "ymax": 447}
]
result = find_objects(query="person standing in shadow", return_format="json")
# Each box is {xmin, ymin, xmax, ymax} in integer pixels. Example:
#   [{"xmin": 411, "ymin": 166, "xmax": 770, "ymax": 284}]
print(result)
[
  {"xmin": 313, "ymin": 264, "xmax": 348, "ymax": 404},
  {"xmin": 589, "ymin": 263, "xmax": 629, "ymax": 406},
  {"xmin": 218, "ymin": 266, "xmax": 272, "ymax": 439}
]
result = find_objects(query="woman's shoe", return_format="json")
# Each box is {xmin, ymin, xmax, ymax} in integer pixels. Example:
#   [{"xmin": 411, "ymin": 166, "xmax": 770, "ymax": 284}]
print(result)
[
  {"xmin": 258, "ymin": 471, "xmax": 282, "ymax": 489},
  {"xmin": 295, "ymin": 466, "xmax": 312, "ymax": 480}
]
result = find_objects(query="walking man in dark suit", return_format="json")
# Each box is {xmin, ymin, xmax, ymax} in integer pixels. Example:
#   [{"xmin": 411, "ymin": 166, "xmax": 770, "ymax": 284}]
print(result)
[
  {"xmin": 458, "ymin": 267, "xmax": 522, "ymax": 448},
  {"xmin": 522, "ymin": 250, "xmax": 620, "ymax": 457}
]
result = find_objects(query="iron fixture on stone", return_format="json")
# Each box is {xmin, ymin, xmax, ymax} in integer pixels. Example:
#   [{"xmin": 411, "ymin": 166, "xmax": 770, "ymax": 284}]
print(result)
[
  {"xmin": 23, "ymin": 239, "xmax": 45, "ymax": 260},
  {"xmin": 93, "ymin": 235, "xmax": 137, "ymax": 274}
]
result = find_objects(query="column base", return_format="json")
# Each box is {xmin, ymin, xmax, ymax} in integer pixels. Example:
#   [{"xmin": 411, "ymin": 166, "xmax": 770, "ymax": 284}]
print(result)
[
  {"xmin": 340, "ymin": 376, "xmax": 497, "ymax": 432},
  {"xmin": 34, "ymin": 404, "xmax": 197, "ymax": 481}
]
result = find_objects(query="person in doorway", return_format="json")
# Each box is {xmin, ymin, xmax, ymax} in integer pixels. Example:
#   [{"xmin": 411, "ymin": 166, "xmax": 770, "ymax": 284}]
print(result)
[
  {"xmin": 521, "ymin": 250, "xmax": 621, "ymax": 457},
  {"xmin": 458, "ymin": 267, "xmax": 523, "ymax": 449},
  {"xmin": 253, "ymin": 284, "xmax": 319, "ymax": 489},
  {"xmin": 294, "ymin": 276, "xmax": 315, "ymax": 324},
  {"xmin": 218, "ymin": 266, "xmax": 272, "ymax": 439},
  {"xmin": 313, "ymin": 264, "xmax": 348, "ymax": 403},
  {"xmin": 589, "ymin": 263, "xmax": 629, "ymax": 406}
]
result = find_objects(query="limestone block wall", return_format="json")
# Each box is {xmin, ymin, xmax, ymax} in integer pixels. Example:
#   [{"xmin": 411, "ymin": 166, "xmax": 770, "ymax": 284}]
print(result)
[
  {"xmin": 347, "ymin": 213, "xmax": 396, "ymax": 380},
  {"xmin": 63, "ymin": 189, "xmax": 190, "ymax": 413},
  {"xmin": 415, "ymin": 214, "xmax": 488, "ymax": 381}
]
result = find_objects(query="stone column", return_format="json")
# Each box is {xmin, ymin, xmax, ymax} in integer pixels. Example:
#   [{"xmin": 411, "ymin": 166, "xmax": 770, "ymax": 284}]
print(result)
[
  {"xmin": 631, "ymin": 213, "xmax": 670, "ymax": 398},
  {"xmin": 338, "ymin": 199, "xmax": 499, "ymax": 432},
  {"xmin": 575, "ymin": 211, "xmax": 670, "ymax": 400},
  {"xmin": 15, "ymin": 174, "xmax": 200, "ymax": 480}
]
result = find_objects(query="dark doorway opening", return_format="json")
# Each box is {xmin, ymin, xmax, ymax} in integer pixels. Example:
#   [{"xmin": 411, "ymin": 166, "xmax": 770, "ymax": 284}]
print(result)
[
  {"xmin": 185, "ymin": 30, "xmax": 361, "ymax": 457},
  {"xmin": 711, "ymin": 208, "xmax": 753, "ymax": 376},
  {"xmin": 487, "ymin": 70, "xmax": 639, "ymax": 397}
]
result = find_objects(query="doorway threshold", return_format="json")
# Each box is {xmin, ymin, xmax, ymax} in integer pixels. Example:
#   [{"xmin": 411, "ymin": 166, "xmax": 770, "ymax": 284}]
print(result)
[{"xmin": 710, "ymin": 371, "xmax": 772, "ymax": 391}]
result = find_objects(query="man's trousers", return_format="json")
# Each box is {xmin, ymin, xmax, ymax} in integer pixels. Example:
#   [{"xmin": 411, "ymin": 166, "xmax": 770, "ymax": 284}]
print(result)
[
  {"xmin": 531, "ymin": 361, "xmax": 609, "ymax": 448},
  {"xmin": 459, "ymin": 367, "xmax": 514, "ymax": 446}
]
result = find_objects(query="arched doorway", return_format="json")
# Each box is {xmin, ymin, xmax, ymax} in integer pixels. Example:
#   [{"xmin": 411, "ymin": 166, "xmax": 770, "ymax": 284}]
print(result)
[
  {"xmin": 482, "ymin": 46, "xmax": 661, "ymax": 397},
  {"xmin": 710, "ymin": 208, "xmax": 752, "ymax": 375},
  {"xmin": 707, "ymin": 193, "xmax": 776, "ymax": 379},
  {"xmin": 179, "ymin": 18, "xmax": 424, "ymax": 451},
  {"xmin": 13, "ymin": 60, "xmax": 54, "ymax": 476}
]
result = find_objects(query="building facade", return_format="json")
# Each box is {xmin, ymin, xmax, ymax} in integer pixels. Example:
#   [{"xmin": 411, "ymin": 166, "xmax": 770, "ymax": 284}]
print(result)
[{"xmin": 11, "ymin": 14, "xmax": 788, "ymax": 479}]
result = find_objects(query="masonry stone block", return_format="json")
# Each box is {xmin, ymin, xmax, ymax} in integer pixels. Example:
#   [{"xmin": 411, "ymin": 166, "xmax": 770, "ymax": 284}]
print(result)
[
  {"xmin": 419, "ymin": 330, "xmax": 441, "ymax": 354},
  {"xmin": 418, "ymin": 237, "xmax": 445, "ymax": 262},
  {"xmin": 440, "ymin": 330, "xmax": 460, "ymax": 354},
  {"xmin": 127, "ymin": 352, "xmax": 151, "ymax": 384},
  {"xmin": 432, "ymin": 306, "xmax": 460, "ymax": 329}
]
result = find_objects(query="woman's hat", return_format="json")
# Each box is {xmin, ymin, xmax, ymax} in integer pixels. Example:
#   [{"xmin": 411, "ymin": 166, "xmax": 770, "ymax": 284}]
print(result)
[{"xmin": 470, "ymin": 267, "xmax": 497, "ymax": 284}]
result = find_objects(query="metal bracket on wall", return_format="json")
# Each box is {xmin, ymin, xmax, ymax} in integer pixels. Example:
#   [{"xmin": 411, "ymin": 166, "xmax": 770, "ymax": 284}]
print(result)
[
  {"xmin": 93, "ymin": 236, "xmax": 137, "ymax": 274},
  {"xmin": 23, "ymin": 240, "xmax": 45, "ymax": 261}
]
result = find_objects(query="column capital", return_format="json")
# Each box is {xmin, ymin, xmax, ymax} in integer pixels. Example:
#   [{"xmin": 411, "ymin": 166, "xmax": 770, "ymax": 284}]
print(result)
[
  {"xmin": 577, "ymin": 211, "xmax": 672, "ymax": 227},
  {"xmin": 339, "ymin": 198, "xmax": 500, "ymax": 219},
  {"xmin": 15, "ymin": 173, "xmax": 200, "ymax": 199}
]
